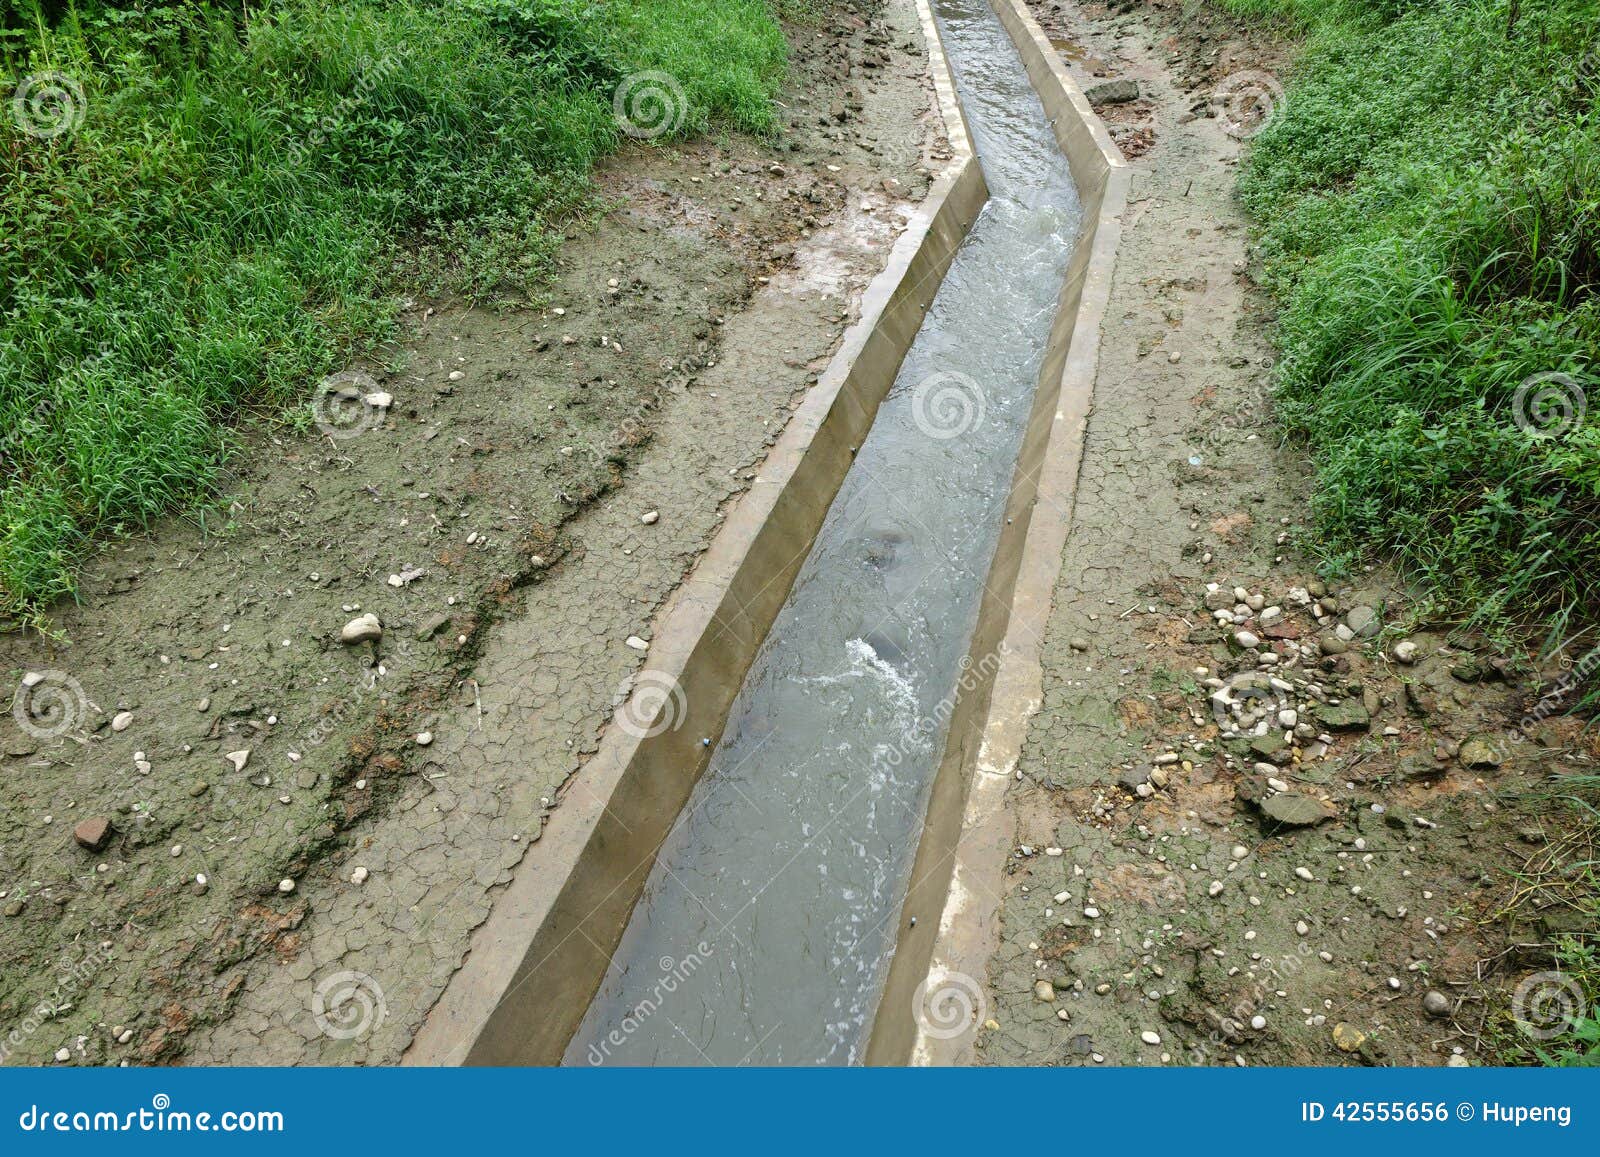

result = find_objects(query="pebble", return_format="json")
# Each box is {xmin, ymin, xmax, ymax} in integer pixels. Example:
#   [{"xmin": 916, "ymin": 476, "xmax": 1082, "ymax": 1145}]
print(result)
[
  {"xmin": 341, "ymin": 612, "xmax": 383, "ymax": 644},
  {"xmin": 1231, "ymin": 845, "xmax": 1249, "ymax": 860},
  {"xmin": 225, "ymin": 749, "xmax": 251, "ymax": 772},
  {"xmin": 1140, "ymin": 1030, "xmax": 1161, "ymax": 1045},
  {"xmin": 1392, "ymin": 639, "xmax": 1419, "ymax": 664},
  {"xmin": 351, "ymin": 867, "xmax": 370, "ymax": 885},
  {"xmin": 1294, "ymin": 866, "xmax": 1314, "ymax": 881},
  {"xmin": 415, "ymin": 731, "xmax": 434, "ymax": 747},
  {"xmin": 111, "ymin": 711, "xmax": 134, "ymax": 732},
  {"xmin": 1250, "ymin": 1015, "xmax": 1266, "ymax": 1030},
  {"xmin": 277, "ymin": 878, "xmax": 296, "ymax": 894},
  {"xmin": 1422, "ymin": 990, "xmax": 1451, "ymax": 1018},
  {"xmin": 1208, "ymin": 880, "xmax": 1225, "ymax": 897},
  {"xmin": 1034, "ymin": 979, "xmax": 1056, "ymax": 1002},
  {"xmin": 1083, "ymin": 906, "xmax": 1101, "ymax": 919},
  {"xmin": 625, "ymin": 635, "xmax": 649, "ymax": 652},
  {"xmin": 640, "ymin": 510, "xmax": 660, "ymax": 525},
  {"xmin": 1234, "ymin": 630, "xmax": 1261, "ymax": 649},
  {"xmin": 55, "ymin": 1048, "xmax": 71, "ymax": 1063},
  {"xmin": 448, "ymin": 370, "xmax": 465, "ymax": 381}
]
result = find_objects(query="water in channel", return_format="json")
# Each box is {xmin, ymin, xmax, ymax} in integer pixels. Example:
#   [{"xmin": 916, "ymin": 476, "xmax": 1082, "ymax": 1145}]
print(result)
[{"xmin": 567, "ymin": 0, "xmax": 1082, "ymax": 1065}]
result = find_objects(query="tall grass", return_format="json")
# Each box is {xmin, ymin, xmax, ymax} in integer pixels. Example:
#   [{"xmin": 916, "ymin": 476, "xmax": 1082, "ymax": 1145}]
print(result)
[
  {"xmin": 0, "ymin": 0, "xmax": 787, "ymax": 620},
  {"xmin": 1233, "ymin": 0, "xmax": 1600, "ymax": 638}
]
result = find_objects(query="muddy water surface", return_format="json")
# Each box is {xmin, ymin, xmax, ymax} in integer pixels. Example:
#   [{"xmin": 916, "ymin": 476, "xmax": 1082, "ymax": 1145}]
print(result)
[{"xmin": 568, "ymin": 0, "xmax": 1082, "ymax": 1065}]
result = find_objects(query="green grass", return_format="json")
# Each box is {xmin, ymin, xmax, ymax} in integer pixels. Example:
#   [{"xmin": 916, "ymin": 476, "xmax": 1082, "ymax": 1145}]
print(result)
[
  {"xmin": 0, "ymin": 0, "xmax": 787, "ymax": 621},
  {"xmin": 1225, "ymin": 0, "xmax": 1600, "ymax": 639}
]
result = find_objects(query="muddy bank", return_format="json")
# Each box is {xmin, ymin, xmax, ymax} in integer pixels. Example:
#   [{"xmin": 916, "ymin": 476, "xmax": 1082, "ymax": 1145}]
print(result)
[
  {"xmin": 971, "ymin": 0, "xmax": 1596, "ymax": 1068},
  {"xmin": 0, "ymin": 0, "xmax": 940, "ymax": 1066}
]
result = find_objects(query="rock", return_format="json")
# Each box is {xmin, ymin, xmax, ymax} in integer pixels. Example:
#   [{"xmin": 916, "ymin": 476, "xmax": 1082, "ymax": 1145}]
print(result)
[
  {"xmin": 225, "ymin": 749, "xmax": 251, "ymax": 773},
  {"xmin": 3, "ymin": 900, "xmax": 22, "ymax": 917},
  {"xmin": 1234, "ymin": 630, "xmax": 1261, "ymax": 649},
  {"xmin": 1345, "ymin": 605, "xmax": 1379, "ymax": 637},
  {"xmin": 351, "ymin": 867, "xmax": 369, "ymax": 885},
  {"xmin": 1069, "ymin": 637, "xmax": 1089, "ymax": 652},
  {"xmin": 448, "ymin": 370, "xmax": 465, "ymax": 382},
  {"xmin": 363, "ymin": 391, "xmax": 393, "ymax": 410},
  {"xmin": 110, "ymin": 711, "xmax": 134, "ymax": 732},
  {"xmin": 1208, "ymin": 880, "xmax": 1225, "ymax": 896},
  {"xmin": 1318, "ymin": 633, "xmax": 1348, "ymax": 655},
  {"xmin": 1204, "ymin": 587, "xmax": 1233, "ymax": 611},
  {"xmin": 1458, "ymin": 735, "xmax": 1503, "ymax": 770},
  {"xmin": 188, "ymin": 780, "xmax": 210, "ymax": 798},
  {"xmin": 1332, "ymin": 1022, "xmax": 1365, "ymax": 1052},
  {"xmin": 340, "ymin": 612, "xmax": 383, "ymax": 644},
  {"xmin": 55, "ymin": 1048, "xmax": 71, "ymax": 1063},
  {"xmin": 640, "ymin": 510, "xmax": 660, "ymax": 525},
  {"xmin": 1034, "ymin": 979, "xmax": 1056, "ymax": 1002},
  {"xmin": 625, "ymin": 635, "xmax": 649, "ymax": 652},
  {"xmin": 1118, "ymin": 766, "xmax": 1152, "ymax": 791},
  {"xmin": 1422, "ymin": 990, "xmax": 1451, "ymax": 1018},
  {"xmin": 196, "ymin": 697, "xmax": 210, "ymax": 713},
  {"xmin": 1140, "ymin": 1030, "xmax": 1161, "ymax": 1045},
  {"xmin": 1294, "ymin": 866, "xmax": 1315, "ymax": 882},
  {"xmin": 1392, "ymin": 639, "xmax": 1419, "ymax": 664},
  {"xmin": 277, "ymin": 878, "xmax": 296, "ymax": 894},
  {"xmin": 73, "ymin": 817, "xmax": 113, "ymax": 852},
  {"xmin": 1312, "ymin": 702, "xmax": 1370, "ymax": 732},
  {"xmin": 1446, "ymin": 1054, "xmax": 1471, "ymax": 1067},
  {"xmin": 415, "ymin": 731, "xmax": 434, "ymax": 747},
  {"xmin": 1085, "ymin": 78, "xmax": 1140, "ymax": 106},
  {"xmin": 1262, "ymin": 794, "xmax": 1335, "ymax": 829}
]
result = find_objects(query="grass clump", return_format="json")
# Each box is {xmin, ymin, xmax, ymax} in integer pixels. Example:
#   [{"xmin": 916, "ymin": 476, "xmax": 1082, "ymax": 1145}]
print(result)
[
  {"xmin": 1232, "ymin": 0, "xmax": 1600, "ymax": 637},
  {"xmin": 0, "ymin": 0, "xmax": 787, "ymax": 621}
]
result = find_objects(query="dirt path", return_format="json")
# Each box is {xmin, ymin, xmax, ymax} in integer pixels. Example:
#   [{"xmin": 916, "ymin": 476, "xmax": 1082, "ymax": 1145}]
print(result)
[
  {"xmin": 972, "ymin": 0, "xmax": 1595, "ymax": 1068},
  {"xmin": 0, "ymin": 0, "xmax": 940, "ymax": 1066}
]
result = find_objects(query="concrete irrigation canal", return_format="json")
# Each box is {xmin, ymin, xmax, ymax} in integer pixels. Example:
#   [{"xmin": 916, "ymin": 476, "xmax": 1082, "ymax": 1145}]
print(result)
[
  {"xmin": 414, "ymin": 0, "xmax": 1127, "ymax": 1067},
  {"xmin": 566, "ymin": 0, "xmax": 1080, "ymax": 1066}
]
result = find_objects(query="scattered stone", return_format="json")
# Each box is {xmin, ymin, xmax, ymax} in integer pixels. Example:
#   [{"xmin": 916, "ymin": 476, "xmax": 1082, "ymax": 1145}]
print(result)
[
  {"xmin": 1069, "ymin": 638, "xmax": 1089, "ymax": 652},
  {"xmin": 55, "ymin": 1048, "xmax": 71, "ymax": 1063},
  {"xmin": 1294, "ymin": 866, "xmax": 1315, "ymax": 882},
  {"xmin": 1261, "ymin": 793, "xmax": 1336, "ymax": 829},
  {"xmin": 1034, "ymin": 979, "xmax": 1056, "ymax": 1002},
  {"xmin": 415, "ymin": 731, "xmax": 434, "ymax": 747},
  {"xmin": 277, "ymin": 878, "xmax": 296, "ymax": 894},
  {"xmin": 1086, "ymin": 79, "xmax": 1140, "ymax": 106},
  {"xmin": 340, "ymin": 612, "xmax": 383, "ymax": 644},
  {"xmin": 110, "ymin": 711, "xmax": 134, "ymax": 732},
  {"xmin": 1457, "ymin": 735, "xmax": 1503, "ymax": 770},
  {"xmin": 1329, "ymin": 1025, "xmax": 1375, "ymax": 1061},
  {"xmin": 1234, "ymin": 629, "xmax": 1261, "ymax": 649},
  {"xmin": 1391, "ymin": 640, "xmax": 1419, "ymax": 664},
  {"xmin": 640, "ymin": 510, "xmax": 660, "ymax": 525},
  {"xmin": 1345, "ymin": 605, "xmax": 1380, "ymax": 637},
  {"xmin": 1422, "ymin": 990, "xmax": 1451, "ymax": 1018},
  {"xmin": 1312, "ymin": 701, "xmax": 1370, "ymax": 732},
  {"xmin": 225, "ymin": 749, "xmax": 251, "ymax": 773},
  {"xmin": 1140, "ymin": 1030, "xmax": 1161, "ymax": 1046},
  {"xmin": 625, "ymin": 635, "xmax": 649, "ymax": 652},
  {"xmin": 351, "ymin": 867, "xmax": 369, "ymax": 885},
  {"xmin": 72, "ymin": 817, "xmax": 113, "ymax": 852}
]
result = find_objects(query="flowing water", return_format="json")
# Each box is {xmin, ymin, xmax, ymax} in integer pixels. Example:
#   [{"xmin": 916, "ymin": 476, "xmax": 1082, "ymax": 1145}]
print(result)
[{"xmin": 567, "ymin": 0, "xmax": 1082, "ymax": 1065}]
